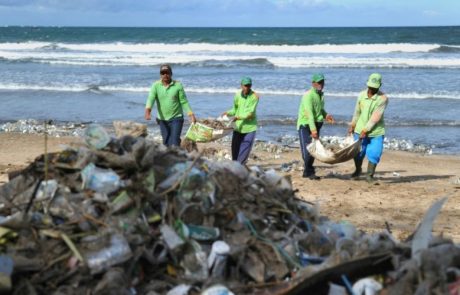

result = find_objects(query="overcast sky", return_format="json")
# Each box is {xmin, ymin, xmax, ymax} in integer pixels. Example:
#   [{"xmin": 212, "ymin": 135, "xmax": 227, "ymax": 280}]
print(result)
[{"xmin": 0, "ymin": 0, "xmax": 459, "ymax": 27}]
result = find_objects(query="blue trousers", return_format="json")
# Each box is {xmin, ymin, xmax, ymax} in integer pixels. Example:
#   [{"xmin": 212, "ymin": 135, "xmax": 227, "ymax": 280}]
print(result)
[
  {"xmin": 158, "ymin": 117, "xmax": 184, "ymax": 147},
  {"xmin": 299, "ymin": 122, "xmax": 323, "ymax": 176},
  {"xmin": 231, "ymin": 131, "xmax": 256, "ymax": 164},
  {"xmin": 354, "ymin": 133, "xmax": 384, "ymax": 164}
]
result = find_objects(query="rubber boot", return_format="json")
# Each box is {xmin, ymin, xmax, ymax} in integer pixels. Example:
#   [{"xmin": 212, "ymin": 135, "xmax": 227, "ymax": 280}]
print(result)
[
  {"xmin": 350, "ymin": 157, "xmax": 363, "ymax": 180},
  {"xmin": 366, "ymin": 162, "xmax": 377, "ymax": 183}
]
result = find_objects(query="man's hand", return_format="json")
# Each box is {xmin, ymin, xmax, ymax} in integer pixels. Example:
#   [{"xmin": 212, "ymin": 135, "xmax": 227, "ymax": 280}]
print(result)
[
  {"xmin": 311, "ymin": 130, "xmax": 318, "ymax": 139},
  {"xmin": 359, "ymin": 129, "xmax": 367, "ymax": 139},
  {"xmin": 347, "ymin": 124, "xmax": 355, "ymax": 134},
  {"xmin": 189, "ymin": 113, "xmax": 197, "ymax": 124},
  {"xmin": 144, "ymin": 108, "xmax": 152, "ymax": 120},
  {"xmin": 221, "ymin": 112, "xmax": 227, "ymax": 117},
  {"xmin": 232, "ymin": 116, "xmax": 239, "ymax": 122},
  {"xmin": 325, "ymin": 114, "xmax": 335, "ymax": 124}
]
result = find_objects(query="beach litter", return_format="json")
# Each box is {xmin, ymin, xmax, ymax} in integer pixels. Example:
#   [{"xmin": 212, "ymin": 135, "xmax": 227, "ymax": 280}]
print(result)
[
  {"xmin": 0, "ymin": 124, "xmax": 459, "ymax": 294},
  {"xmin": 307, "ymin": 135, "xmax": 361, "ymax": 164},
  {"xmin": 185, "ymin": 118, "xmax": 233, "ymax": 143}
]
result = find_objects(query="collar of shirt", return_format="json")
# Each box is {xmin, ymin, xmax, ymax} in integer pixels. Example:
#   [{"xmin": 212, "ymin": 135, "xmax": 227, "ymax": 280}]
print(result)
[
  {"xmin": 310, "ymin": 87, "xmax": 323, "ymax": 96},
  {"xmin": 366, "ymin": 92, "xmax": 379, "ymax": 100},
  {"xmin": 162, "ymin": 80, "xmax": 175, "ymax": 89},
  {"xmin": 240, "ymin": 89, "xmax": 253, "ymax": 98}
]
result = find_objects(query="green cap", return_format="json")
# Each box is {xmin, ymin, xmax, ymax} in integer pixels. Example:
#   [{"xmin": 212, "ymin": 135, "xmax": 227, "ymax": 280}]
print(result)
[
  {"xmin": 311, "ymin": 73, "xmax": 325, "ymax": 83},
  {"xmin": 367, "ymin": 73, "xmax": 382, "ymax": 88},
  {"xmin": 241, "ymin": 77, "xmax": 252, "ymax": 86}
]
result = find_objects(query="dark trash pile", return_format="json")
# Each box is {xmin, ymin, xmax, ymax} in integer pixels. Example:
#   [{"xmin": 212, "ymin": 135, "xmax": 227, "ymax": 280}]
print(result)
[{"xmin": 0, "ymin": 125, "xmax": 459, "ymax": 295}]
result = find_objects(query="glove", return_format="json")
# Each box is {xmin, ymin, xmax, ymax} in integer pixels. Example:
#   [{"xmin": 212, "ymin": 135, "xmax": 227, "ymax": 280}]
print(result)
[{"xmin": 325, "ymin": 114, "xmax": 335, "ymax": 123}]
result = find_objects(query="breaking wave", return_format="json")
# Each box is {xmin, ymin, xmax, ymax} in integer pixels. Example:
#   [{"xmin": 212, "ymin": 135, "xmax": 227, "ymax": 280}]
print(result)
[{"xmin": 2, "ymin": 41, "xmax": 460, "ymax": 69}]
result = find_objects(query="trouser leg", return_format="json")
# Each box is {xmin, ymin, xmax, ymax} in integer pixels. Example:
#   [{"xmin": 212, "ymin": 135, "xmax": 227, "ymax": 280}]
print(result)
[
  {"xmin": 231, "ymin": 131, "xmax": 244, "ymax": 161},
  {"xmin": 236, "ymin": 131, "xmax": 256, "ymax": 164},
  {"xmin": 158, "ymin": 119, "xmax": 170, "ymax": 146},
  {"xmin": 167, "ymin": 117, "xmax": 184, "ymax": 147},
  {"xmin": 299, "ymin": 123, "xmax": 322, "ymax": 176}
]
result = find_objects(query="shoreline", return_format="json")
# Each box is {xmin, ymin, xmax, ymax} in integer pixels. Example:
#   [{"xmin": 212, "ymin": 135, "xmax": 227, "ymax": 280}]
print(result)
[
  {"xmin": 0, "ymin": 119, "xmax": 453, "ymax": 155},
  {"xmin": 1, "ymin": 132, "xmax": 459, "ymax": 243}
]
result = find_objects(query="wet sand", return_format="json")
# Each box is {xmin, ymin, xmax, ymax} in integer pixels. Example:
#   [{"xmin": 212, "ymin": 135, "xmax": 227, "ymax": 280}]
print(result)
[{"xmin": 1, "ymin": 133, "xmax": 459, "ymax": 242}]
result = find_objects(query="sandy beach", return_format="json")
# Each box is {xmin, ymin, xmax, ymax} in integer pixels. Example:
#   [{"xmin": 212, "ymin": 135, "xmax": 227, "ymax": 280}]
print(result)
[{"xmin": 1, "ymin": 132, "xmax": 459, "ymax": 243}]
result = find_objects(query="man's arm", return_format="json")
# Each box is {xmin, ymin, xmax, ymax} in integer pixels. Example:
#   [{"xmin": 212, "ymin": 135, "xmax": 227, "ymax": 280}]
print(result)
[
  {"xmin": 364, "ymin": 95, "xmax": 388, "ymax": 132},
  {"xmin": 145, "ymin": 83, "xmax": 157, "ymax": 120}
]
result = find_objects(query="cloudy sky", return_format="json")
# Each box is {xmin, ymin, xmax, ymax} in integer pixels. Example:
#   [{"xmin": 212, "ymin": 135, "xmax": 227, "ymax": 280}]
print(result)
[{"xmin": 0, "ymin": 0, "xmax": 458, "ymax": 27}]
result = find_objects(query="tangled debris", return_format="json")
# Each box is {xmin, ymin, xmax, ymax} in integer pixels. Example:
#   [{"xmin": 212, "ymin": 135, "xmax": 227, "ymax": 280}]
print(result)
[{"xmin": 0, "ymin": 125, "xmax": 458, "ymax": 295}]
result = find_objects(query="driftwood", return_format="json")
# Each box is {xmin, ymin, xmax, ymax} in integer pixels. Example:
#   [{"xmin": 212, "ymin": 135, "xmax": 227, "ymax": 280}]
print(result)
[{"xmin": 252, "ymin": 252, "xmax": 394, "ymax": 295}]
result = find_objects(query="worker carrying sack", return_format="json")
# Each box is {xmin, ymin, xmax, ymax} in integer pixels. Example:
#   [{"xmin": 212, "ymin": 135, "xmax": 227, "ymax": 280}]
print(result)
[{"xmin": 307, "ymin": 135, "xmax": 361, "ymax": 164}]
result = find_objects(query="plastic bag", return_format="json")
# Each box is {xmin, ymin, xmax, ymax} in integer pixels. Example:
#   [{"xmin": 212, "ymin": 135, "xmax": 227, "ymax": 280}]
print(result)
[
  {"xmin": 307, "ymin": 135, "xmax": 361, "ymax": 164},
  {"xmin": 84, "ymin": 124, "xmax": 111, "ymax": 150},
  {"xmin": 81, "ymin": 163, "xmax": 122, "ymax": 194}
]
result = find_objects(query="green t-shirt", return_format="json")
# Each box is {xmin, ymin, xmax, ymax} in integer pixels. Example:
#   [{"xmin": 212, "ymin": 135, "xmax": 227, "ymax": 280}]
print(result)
[
  {"xmin": 352, "ymin": 90, "xmax": 388, "ymax": 137},
  {"xmin": 296, "ymin": 87, "xmax": 328, "ymax": 130},
  {"xmin": 145, "ymin": 80, "xmax": 193, "ymax": 121},
  {"xmin": 226, "ymin": 90, "xmax": 259, "ymax": 133}
]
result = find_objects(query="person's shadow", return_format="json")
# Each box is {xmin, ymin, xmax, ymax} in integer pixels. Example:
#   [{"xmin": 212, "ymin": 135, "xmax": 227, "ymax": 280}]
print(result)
[{"xmin": 322, "ymin": 169, "xmax": 454, "ymax": 183}]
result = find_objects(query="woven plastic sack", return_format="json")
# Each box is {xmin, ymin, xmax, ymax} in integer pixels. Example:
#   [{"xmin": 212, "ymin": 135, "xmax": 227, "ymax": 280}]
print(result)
[
  {"xmin": 307, "ymin": 135, "xmax": 361, "ymax": 164},
  {"xmin": 185, "ymin": 122, "xmax": 233, "ymax": 143},
  {"xmin": 185, "ymin": 123, "xmax": 214, "ymax": 142}
]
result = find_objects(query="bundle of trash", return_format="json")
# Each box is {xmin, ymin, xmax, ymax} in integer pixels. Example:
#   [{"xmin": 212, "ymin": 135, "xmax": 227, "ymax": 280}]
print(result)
[
  {"xmin": 0, "ymin": 125, "xmax": 459, "ymax": 295},
  {"xmin": 113, "ymin": 121, "xmax": 148, "ymax": 138},
  {"xmin": 185, "ymin": 117, "xmax": 233, "ymax": 143},
  {"xmin": 307, "ymin": 135, "xmax": 361, "ymax": 164}
]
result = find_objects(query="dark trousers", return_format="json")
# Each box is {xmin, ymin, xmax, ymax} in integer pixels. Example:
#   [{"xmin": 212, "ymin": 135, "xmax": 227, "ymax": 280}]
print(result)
[
  {"xmin": 231, "ymin": 131, "xmax": 256, "ymax": 164},
  {"xmin": 158, "ymin": 117, "xmax": 184, "ymax": 147},
  {"xmin": 299, "ymin": 122, "xmax": 323, "ymax": 176}
]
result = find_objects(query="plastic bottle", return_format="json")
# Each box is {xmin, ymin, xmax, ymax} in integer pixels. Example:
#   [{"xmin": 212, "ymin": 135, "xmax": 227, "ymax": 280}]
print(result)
[
  {"xmin": 207, "ymin": 241, "xmax": 230, "ymax": 279},
  {"xmin": 83, "ymin": 233, "xmax": 133, "ymax": 274}
]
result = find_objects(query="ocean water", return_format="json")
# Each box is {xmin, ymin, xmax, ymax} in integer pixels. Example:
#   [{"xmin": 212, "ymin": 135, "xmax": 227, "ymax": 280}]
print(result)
[{"xmin": 0, "ymin": 26, "xmax": 459, "ymax": 154}]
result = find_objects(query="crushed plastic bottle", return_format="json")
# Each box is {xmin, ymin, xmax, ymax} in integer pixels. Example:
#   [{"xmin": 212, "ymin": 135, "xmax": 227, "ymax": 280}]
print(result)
[{"xmin": 83, "ymin": 232, "xmax": 133, "ymax": 274}]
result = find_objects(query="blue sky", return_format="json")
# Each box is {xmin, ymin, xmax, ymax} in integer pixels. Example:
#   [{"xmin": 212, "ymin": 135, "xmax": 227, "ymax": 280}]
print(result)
[{"xmin": 0, "ymin": 0, "xmax": 458, "ymax": 27}]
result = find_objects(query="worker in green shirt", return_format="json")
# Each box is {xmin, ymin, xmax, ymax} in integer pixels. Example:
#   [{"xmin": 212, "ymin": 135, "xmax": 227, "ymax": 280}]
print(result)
[
  {"xmin": 222, "ymin": 77, "xmax": 259, "ymax": 164},
  {"xmin": 297, "ymin": 73, "xmax": 334, "ymax": 180},
  {"xmin": 348, "ymin": 73, "xmax": 389, "ymax": 183},
  {"xmin": 144, "ymin": 64, "xmax": 196, "ymax": 147}
]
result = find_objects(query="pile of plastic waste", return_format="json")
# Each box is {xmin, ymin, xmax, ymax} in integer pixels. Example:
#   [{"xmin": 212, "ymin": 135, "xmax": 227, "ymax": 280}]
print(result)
[{"xmin": 0, "ymin": 124, "xmax": 458, "ymax": 295}]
